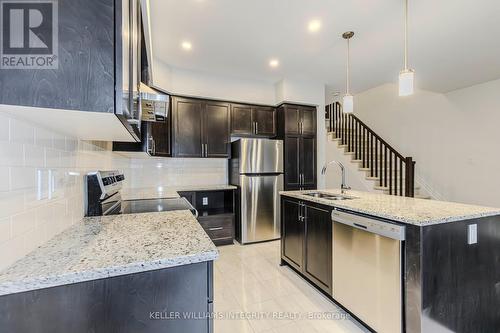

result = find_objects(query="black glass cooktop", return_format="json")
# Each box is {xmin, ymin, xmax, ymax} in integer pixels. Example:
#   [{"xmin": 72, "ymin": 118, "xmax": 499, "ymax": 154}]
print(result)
[{"xmin": 107, "ymin": 197, "xmax": 197, "ymax": 216}]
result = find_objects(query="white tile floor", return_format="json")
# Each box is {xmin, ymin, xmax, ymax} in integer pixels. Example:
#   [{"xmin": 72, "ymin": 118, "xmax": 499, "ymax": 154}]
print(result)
[{"xmin": 213, "ymin": 240, "xmax": 369, "ymax": 333}]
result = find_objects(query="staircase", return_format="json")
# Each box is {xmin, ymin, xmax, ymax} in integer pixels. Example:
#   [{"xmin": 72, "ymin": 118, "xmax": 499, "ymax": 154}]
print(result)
[{"xmin": 325, "ymin": 102, "xmax": 430, "ymax": 199}]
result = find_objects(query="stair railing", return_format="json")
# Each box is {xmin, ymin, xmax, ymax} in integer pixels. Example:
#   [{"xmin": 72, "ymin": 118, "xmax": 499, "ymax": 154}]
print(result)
[{"xmin": 326, "ymin": 102, "xmax": 416, "ymax": 197}]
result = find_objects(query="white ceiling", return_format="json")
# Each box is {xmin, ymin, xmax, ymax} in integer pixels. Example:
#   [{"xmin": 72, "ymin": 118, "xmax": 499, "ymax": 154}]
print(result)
[{"xmin": 149, "ymin": 0, "xmax": 500, "ymax": 94}]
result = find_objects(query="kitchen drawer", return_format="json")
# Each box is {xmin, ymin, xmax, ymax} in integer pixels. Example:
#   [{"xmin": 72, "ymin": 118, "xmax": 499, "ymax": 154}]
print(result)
[{"xmin": 198, "ymin": 215, "xmax": 234, "ymax": 244}]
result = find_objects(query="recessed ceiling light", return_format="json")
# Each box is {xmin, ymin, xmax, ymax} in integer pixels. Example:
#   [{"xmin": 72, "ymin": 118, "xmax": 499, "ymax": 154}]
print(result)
[
  {"xmin": 308, "ymin": 19, "xmax": 322, "ymax": 33},
  {"xmin": 181, "ymin": 41, "xmax": 192, "ymax": 51},
  {"xmin": 269, "ymin": 59, "xmax": 279, "ymax": 68}
]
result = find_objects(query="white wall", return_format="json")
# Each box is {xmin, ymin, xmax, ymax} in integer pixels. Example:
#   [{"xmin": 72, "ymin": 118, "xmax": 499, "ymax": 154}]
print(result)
[
  {"xmin": 153, "ymin": 60, "xmax": 276, "ymax": 105},
  {"xmin": 353, "ymin": 79, "xmax": 500, "ymax": 207}
]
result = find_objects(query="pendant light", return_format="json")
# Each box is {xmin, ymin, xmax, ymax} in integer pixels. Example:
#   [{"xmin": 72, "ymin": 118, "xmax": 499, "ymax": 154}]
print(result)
[
  {"xmin": 342, "ymin": 31, "xmax": 354, "ymax": 113},
  {"xmin": 399, "ymin": 0, "xmax": 414, "ymax": 96}
]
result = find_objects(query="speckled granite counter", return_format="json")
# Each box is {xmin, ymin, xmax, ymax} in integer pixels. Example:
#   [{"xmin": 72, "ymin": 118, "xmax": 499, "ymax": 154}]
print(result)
[
  {"xmin": 280, "ymin": 189, "xmax": 500, "ymax": 226},
  {"xmin": 0, "ymin": 210, "xmax": 218, "ymax": 296},
  {"xmin": 121, "ymin": 184, "xmax": 237, "ymax": 201}
]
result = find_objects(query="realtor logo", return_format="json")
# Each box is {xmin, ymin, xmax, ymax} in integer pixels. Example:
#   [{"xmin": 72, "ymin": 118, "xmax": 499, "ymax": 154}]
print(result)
[{"xmin": 0, "ymin": 0, "xmax": 58, "ymax": 69}]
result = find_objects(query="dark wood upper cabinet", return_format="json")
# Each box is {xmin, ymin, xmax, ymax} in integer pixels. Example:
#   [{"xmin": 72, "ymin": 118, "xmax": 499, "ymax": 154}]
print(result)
[
  {"xmin": 284, "ymin": 136, "xmax": 301, "ymax": 190},
  {"xmin": 277, "ymin": 103, "xmax": 317, "ymax": 191},
  {"xmin": 172, "ymin": 97, "xmax": 230, "ymax": 158},
  {"xmin": 147, "ymin": 120, "xmax": 171, "ymax": 157},
  {"xmin": 301, "ymin": 136, "xmax": 316, "ymax": 188},
  {"xmin": 253, "ymin": 106, "xmax": 276, "ymax": 136},
  {"xmin": 0, "ymin": 0, "xmax": 142, "ymax": 141},
  {"xmin": 277, "ymin": 104, "xmax": 317, "ymax": 136},
  {"xmin": 204, "ymin": 101, "xmax": 230, "ymax": 157},
  {"xmin": 300, "ymin": 107, "xmax": 316, "ymax": 136},
  {"xmin": 230, "ymin": 104, "xmax": 276, "ymax": 137},
  {"xmin": 231, "ymin": 104, "xmax": 253, "ymax": 135}
]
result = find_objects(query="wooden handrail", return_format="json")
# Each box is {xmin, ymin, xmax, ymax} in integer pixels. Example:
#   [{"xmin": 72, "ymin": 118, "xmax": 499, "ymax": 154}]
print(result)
[{"xmin": 325, "ymin": 102, "xmax": 416, "ymax": 197}]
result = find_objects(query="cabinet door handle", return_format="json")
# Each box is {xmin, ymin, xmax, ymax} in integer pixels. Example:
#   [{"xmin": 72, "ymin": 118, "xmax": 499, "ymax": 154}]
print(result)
[
  {"xmin": 255, "ymin": 122, "xmax": 258, "ymax": 134},
  {"xmin": 201, "ymin": 143, "xmax": 204, "ymax": 157},
  {"xmin": 208, "ymin": 227, "xmax": 223, "ymax": 231},
  {"xmin": 205, "ymin": 143, "xmax": 208, "ymax": 157},
  {"xmin": 152, "ymin": 138, "xmax": 156, "ymax": 155}
]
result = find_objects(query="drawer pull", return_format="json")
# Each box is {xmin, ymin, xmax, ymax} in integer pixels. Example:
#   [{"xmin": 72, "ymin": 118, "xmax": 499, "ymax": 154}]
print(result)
[{"xmin": 208, "ymin": 227, "xmax": 224, "ymax": 231}]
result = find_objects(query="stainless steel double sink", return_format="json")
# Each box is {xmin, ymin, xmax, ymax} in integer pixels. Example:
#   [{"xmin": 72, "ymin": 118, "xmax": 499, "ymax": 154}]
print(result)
[{"xmin": 303, "ymin": 192, "xmax": 357, "ymax": 201}]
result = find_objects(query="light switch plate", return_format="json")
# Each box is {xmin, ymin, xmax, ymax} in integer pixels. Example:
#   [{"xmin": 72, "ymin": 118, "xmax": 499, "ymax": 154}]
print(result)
[
  {"xmin": 203, "ymin": 197, "xmax": 208, "ymax": 206},
  {"xmin": 468, "ymin": 224, "xmax": 477, "ymax": 245}
]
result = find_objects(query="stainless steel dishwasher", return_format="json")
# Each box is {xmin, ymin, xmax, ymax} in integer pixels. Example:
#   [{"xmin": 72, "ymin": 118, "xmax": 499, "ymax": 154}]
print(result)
[{"xmin": 332, "ymin": 209, "xmax": 405, "ymax": 333}]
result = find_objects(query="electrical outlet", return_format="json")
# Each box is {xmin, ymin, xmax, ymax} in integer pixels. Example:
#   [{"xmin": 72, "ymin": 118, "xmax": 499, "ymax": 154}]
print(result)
[
  {"xmin": 468, "ymin": 224, "xmax": 477, "ymax": 245},
  {"xmin": 203, "ymin": 197, "xmax": 208, "ymax": 206}
]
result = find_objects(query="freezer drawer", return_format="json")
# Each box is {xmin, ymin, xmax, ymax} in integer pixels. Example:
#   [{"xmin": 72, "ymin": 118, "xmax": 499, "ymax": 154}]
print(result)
[{"xmin": 240, "ymin": 174, "xmax": 282, "ymax": 243}]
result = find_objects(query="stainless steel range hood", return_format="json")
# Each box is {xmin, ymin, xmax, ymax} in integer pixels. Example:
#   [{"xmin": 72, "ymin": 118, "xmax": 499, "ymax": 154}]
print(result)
[{"xmin": 140, "ymin": 83, "xmax": 169, "ymax": 121}]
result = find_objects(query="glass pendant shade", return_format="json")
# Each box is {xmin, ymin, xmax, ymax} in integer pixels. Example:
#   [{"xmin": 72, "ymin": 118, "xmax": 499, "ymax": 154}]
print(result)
[
  {"xmin": 399, "ymin": 69, "xmax": 414, "ymax": 96},
  {"xmin": 343, "ymin": 94, "xmax": 354, "ymax": 113}
]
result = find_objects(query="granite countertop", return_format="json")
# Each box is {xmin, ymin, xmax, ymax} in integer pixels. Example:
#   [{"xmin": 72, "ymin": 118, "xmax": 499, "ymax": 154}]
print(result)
[
  {"xmin": 121, "ymin": 184, "xmax": 237, "ymax": 201},
  {"xmin": 0, "ymin": 210, "xmax": 218, "ymax": 296},
  {"xmin": 280, "ymin": 189, "xmax": 500, "ymax": 226}
]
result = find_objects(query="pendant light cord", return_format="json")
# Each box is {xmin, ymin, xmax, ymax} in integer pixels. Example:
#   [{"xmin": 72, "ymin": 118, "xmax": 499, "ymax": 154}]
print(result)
[
  {"xmin": 404, "ymin": 0, "xmax": 408, "ymax": 70},
  {"xmin": 346, "ymin": 38, "xmax": 350, "ymax": 94}
]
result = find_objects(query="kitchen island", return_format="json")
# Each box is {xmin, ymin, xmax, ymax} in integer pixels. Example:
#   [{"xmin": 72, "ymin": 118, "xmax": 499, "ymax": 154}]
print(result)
[
  {"xmin": 0, "ymin": 210, "xmax": 218, "ymax": 333},
  {"xmin": 280, "ymin": 189, "xmax": 500, "ymax": 333}
]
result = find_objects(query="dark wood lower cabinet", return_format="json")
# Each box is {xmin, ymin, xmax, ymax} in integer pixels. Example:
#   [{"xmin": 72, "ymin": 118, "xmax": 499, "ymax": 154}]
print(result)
[
  {"xmin": 303, "ymin": 204, "xmax": 332, "ymax": 293},
  {"xmin": 179, "ymin": 189, "xmax": 235, "ymax": 246},
  {"xmin": 0, "ymin": 262, "xmax": 214, "ymax": 333},
  {"xmin": 282, "ymin": 198, "xmax": 303, "ymax": 269},
  {"xmin": 281, "ymin": 197, "xmax": 332, "ymax": 294}
]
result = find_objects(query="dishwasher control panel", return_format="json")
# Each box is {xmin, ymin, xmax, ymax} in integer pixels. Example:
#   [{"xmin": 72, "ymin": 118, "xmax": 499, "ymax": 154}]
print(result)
[{"xmin": 331, "ymin": 209, "xmax": 406, "ymax": 241}]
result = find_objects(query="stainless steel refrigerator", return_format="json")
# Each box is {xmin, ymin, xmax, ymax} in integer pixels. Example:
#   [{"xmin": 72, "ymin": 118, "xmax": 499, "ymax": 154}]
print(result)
[{"xmin": 229, "ymin": 138, "xmax": 283, "ymax": 244}]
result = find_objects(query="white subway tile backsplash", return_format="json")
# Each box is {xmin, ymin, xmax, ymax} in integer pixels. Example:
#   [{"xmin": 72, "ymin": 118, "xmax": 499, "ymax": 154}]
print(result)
[
  {"xmin": 11, "ymin": 209, "xmax": 36, "ymax": 238},
  {"xmin": 0, "ymin": 167, "xmax": 9, "ymax": 192},
  {"xmin": 9, "ymin": 118, "xmax": 34, "ymax": 145},
  {"xmin": 0, "ymin": 217, "xmax": 11, "ymax": 244},
  {"xmin": 0, "ymin": 190, "xmax": 25, "ymax": 219},
  {"xmin": 24, "ymin": 144, "xmax": 45, "ymax": 167},
  {"xmin": 34, "ymin": 127, "xmax": 53, "ymax": 148},
  {"xmin": 0, "ymin": 141, "xmax": 24, "ymax": 166},
  {"xmin": 0, "ymin": 111, "xmax": 229, "ymax": 271},
  {"xmin": 0, "ymin": 114, "xmax": 9, "ymax": 142},
  {"xmin": 9, "ymin": 167, "xmax": 36, "ymax": 190}
]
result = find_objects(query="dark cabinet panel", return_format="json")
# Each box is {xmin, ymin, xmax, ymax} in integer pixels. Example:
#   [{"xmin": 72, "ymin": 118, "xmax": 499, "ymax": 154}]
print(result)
[
  {"xmin": 284, "ymin": 136, "xmax": 301, "ymax": 189},
  {"xmin": 284, "ymin": 106, "xmax": 301, "ymax": 135},
  {"xmin": 230, "ymin": 104, "xmax": 276, "ymax": 137},
  {"xmin": 147, "ymin": 120, "xmax": 171, "ymax": 157},
  {"xmin": 282, "ymin": 198, "xmax": 304, "ymax": 269},
  {"xmin": 301, "ymin": 136, "xmax": 316, "ymax": 188},
  {"xmin": 231, "ymin": 104, "xmax": 253, "ymax": 135},
  {"xmin": 284, "ymin": 136, "xmax": 316, "ymax": 190},
  {"xmin": 172, "ymin": 97, "xmax": 203, "ymax": 157},
  {"xmin": 172, "ymin": 97, "xmax": 229, "ymax": 158},
  {"xmin": 254, "ymin": 106, "xmax": 276, "ymax": 136},
  {"xmin": 204, "ymin": 102, "xmax": 230, "ymax": 158},
  {"xmin": 0, "ymin": 0, "xmax": 114, "ymax": 112},
  {"xmin": 300, "ymin": 107, "xmax": 317, "ymax": 136},
  {"xmin": 304, "ymin": 204, "xmax": 332, "ymax": 293},
  {"xmin": 0, "ymin": 262, "xmax": 213, "ymax": 333}
]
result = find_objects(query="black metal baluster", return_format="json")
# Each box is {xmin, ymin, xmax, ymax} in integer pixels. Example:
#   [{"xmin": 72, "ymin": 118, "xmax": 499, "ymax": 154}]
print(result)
[
  {"xmin": 400, "ymin": 158, "xmax": 403, "ymax": 196},
  {"xmin": 384, "ymin": 146, "xmax": 388, "ymax": 188},
  {"xmin": 370, "ymin": 133, "xmax": 374, "ymax": 177},
  {"xmin": 394, "ymin": 156, "xmax": 398, "ymax": 196},
  {"xmin": 375, "ymin": 139, "xmax": 378, "ymax": 178},
  {"xmin": 389, "ymin": 151, "xmax": 393, "ymax": 195}
]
